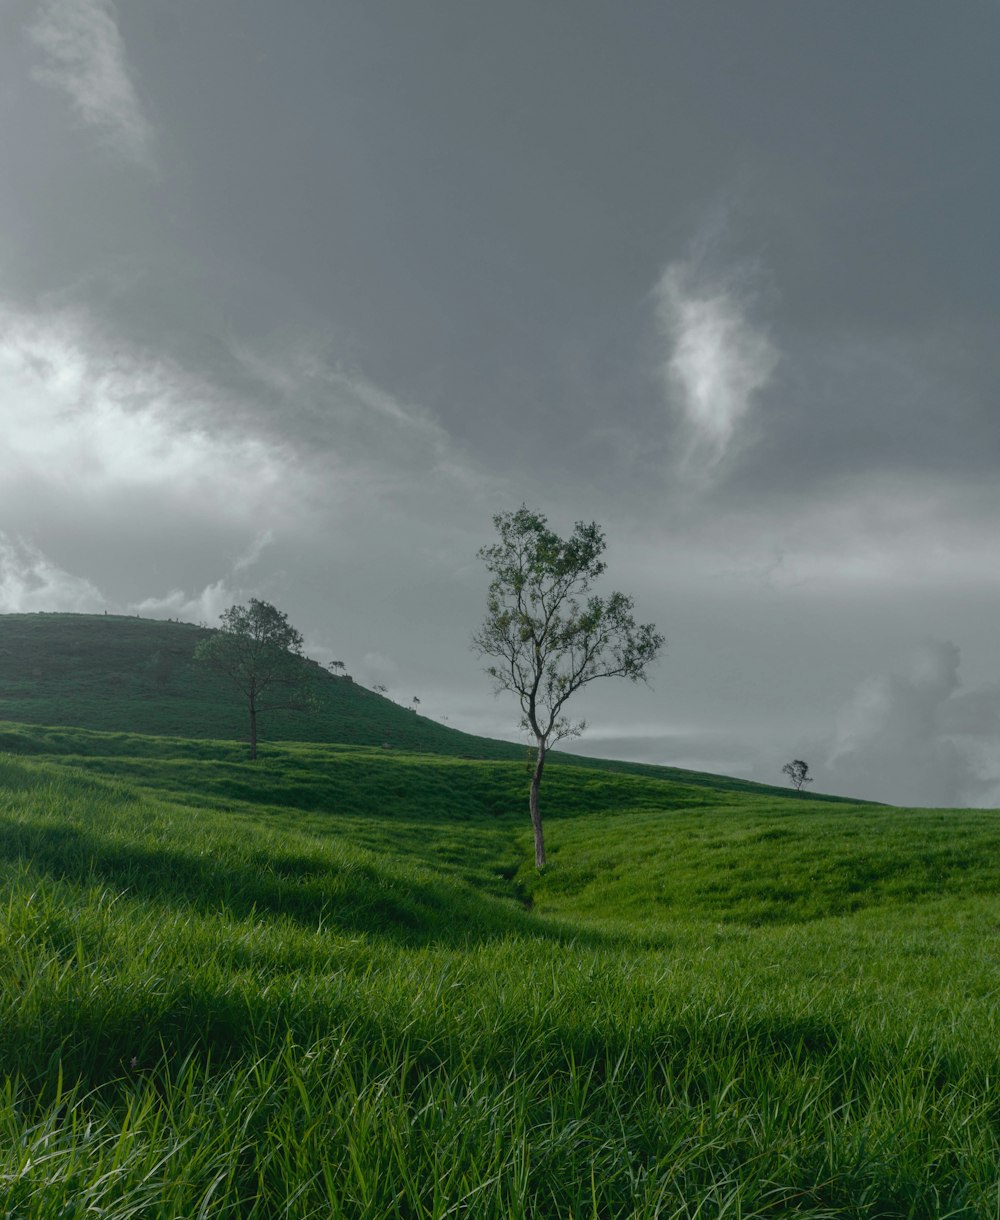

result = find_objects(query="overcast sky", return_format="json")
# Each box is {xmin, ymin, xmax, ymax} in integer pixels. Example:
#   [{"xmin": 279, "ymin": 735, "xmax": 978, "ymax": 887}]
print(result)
[{"xmin": 2, "ymin": 1, "xmax": 999, "ymax": 806}]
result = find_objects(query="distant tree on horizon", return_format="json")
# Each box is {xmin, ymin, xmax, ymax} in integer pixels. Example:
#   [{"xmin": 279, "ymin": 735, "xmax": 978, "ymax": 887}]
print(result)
[
  {"xmin": 195, "ymin": 599, "xmax": 315, "ymax": 760},
  {"xmin": 782, "ymin": 759, "xmax": 813, "ymax": 791},
  {"xmin": 473, "ymin": 505, "xmax": 663, "ymax": 869}
]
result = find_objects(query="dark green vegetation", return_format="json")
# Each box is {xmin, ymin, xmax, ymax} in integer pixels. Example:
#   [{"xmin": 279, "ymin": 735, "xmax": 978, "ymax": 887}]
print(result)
[
  {"xmin": 1, "ymin": 615, "xmax": 999, "ymax": 1216},
  {"xmin": 0, "ymin": 611, "xmax": 511, "ymax": 755}
]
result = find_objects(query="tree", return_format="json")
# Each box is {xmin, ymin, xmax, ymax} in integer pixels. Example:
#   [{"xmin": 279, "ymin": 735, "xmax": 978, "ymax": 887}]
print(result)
[
  {"xmin": 328, "ymin": 660, "xmax": 347, "ymax": 676},
  {"xmin": 473, "ymin": 505, "xmax": 664, "ymax": 868},
  {"xmin": 195, "ymin": 599, "xmax": 314, "ymax": 759},
  {"xmin": 782, "ymin": 759, "xmax": 813, "ymax": 791}
]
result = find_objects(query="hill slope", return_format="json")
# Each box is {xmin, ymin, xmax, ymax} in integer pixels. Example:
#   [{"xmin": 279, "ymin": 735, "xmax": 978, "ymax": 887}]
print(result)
[
  {"xmin": 0, "ymin": 612, "xmax": 849, "ymax": 802},
  {"xmin": 0, "ymin": 611, "xmax": 522, "ymax": 755}
]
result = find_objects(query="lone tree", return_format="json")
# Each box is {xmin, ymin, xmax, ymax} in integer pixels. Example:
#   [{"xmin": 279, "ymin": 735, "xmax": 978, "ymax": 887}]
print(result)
[
  {"xmin": 474, "ymin": 505, "xmax": 663, "ymax": 868},
  {"xmin": 782, "ymin": 759, "xmax": 813, "ymax": 791},
  {"xmin": 195, "ymin": 599, "xmax": 314, "ymax": 759}
]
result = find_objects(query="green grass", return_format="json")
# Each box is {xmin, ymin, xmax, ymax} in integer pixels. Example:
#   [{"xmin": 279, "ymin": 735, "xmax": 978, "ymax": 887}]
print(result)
[{"xmin": 1, "ymin": 719, "xmax": 1000, "ymax": 1216}]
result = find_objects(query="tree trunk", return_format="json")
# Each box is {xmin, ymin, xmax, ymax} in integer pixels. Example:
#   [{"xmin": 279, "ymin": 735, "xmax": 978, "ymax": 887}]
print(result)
[
  {"xmin": 529, "ymin": 739, "xmax": 547, "ymax": 868},
  {"xmin": 249, "ymin": 700, "xmax": 258, "ymax": 760}
]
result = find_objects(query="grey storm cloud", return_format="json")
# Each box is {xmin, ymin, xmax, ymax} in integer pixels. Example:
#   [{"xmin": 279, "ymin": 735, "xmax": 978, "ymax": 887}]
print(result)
[{"xmin": 2, "ymin": 2, "xmax": 999, "ymax": 804}]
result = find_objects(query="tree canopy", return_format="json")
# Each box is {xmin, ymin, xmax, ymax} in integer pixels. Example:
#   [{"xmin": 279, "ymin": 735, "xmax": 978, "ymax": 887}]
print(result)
[
  {"xmin": 195, "ymin": 599, "xmax": 313, "ymax": 759},
  {"xmin": 782, "ymin": 759, "xmax": 813, "ymax": 791}
]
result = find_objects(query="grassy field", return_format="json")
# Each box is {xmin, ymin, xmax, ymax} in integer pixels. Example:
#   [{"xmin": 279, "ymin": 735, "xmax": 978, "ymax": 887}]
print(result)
[{"xmin": 1, "ymin": 714, "xmax": 999, "ymax": 1217}]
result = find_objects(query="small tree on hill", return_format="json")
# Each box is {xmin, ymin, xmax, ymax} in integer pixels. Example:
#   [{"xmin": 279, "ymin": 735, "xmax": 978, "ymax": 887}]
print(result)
[
  {"xmin": 782, "ymin": 759, "xmax": 813, "ymax": 791},
  {"xmin": 195, "ymin": 599, "xmax": 315, "ymax": 759},
  {"xmin": 474, "ymin": 505, "xmax": 664, "ymax": 868}
]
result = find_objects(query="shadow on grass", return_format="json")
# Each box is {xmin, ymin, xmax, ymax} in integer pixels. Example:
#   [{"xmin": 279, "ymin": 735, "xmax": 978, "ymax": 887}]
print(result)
[
  {"xmin": 9, "ymin": 966, "xmax": 883, "ymax": 1123},
  {"xmin": 0, "ymin": 819, "xmax": 598, "ymax": 950}
]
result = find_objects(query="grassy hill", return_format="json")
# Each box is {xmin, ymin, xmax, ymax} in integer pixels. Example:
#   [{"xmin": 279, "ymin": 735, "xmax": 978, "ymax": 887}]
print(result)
[
  {"xmin": 1, "ymin": 614, "xmax": 996, "ymax": 1216},
  {"xmin": 0, "ymin": 611, "xmax": 516, "ymax": 755},
  {"xmin": 0, "ymin": 611, "xmax": 842, "ymax": 801}
]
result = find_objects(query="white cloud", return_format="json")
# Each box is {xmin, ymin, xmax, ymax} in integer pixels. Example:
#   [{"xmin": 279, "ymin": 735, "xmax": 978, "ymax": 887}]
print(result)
[
  {"xmin": 128, "ymin": 533, "xmax": 276, "ymax": 626},
  {"xmin": 28, "ymin": 0, "xmax": 154, "ymax": 165},
  {"xmin": 655, "ymin": 257, "xmax": 778, "ymax": 474},
  {"xmin": 0, "ymin": 299, "xmax": 301, "ymax": 530},
  {"xmin": 0, "ymin": 532, "xmax": 105, "ymax": 613},
  {"xmin": 0, "ymin": 297, "xmax": 494, "ymax": 557},
  {"xmin": 232, "ymin": 530, "xmax": 275, "ymax": 574},
  {"xmin": 823, "ymin": 641, "xmax": 1000, "ymax": 807},
  {"xmin": 129, "ymin": 580, "xmax": 233, "ymax": 627}
]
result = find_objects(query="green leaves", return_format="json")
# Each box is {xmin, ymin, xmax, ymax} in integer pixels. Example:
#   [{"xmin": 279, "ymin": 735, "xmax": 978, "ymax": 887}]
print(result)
[
  {"xmin": 195, "ymin": 600, "xmax": 316, "ymax": 756},
  {"xmin": 195, "ymin": 601, "xmax": 307, "ymax": 691},
  {"xmin": 473, "ymin": 506, "xmax": 664, "ymax": 747}
]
